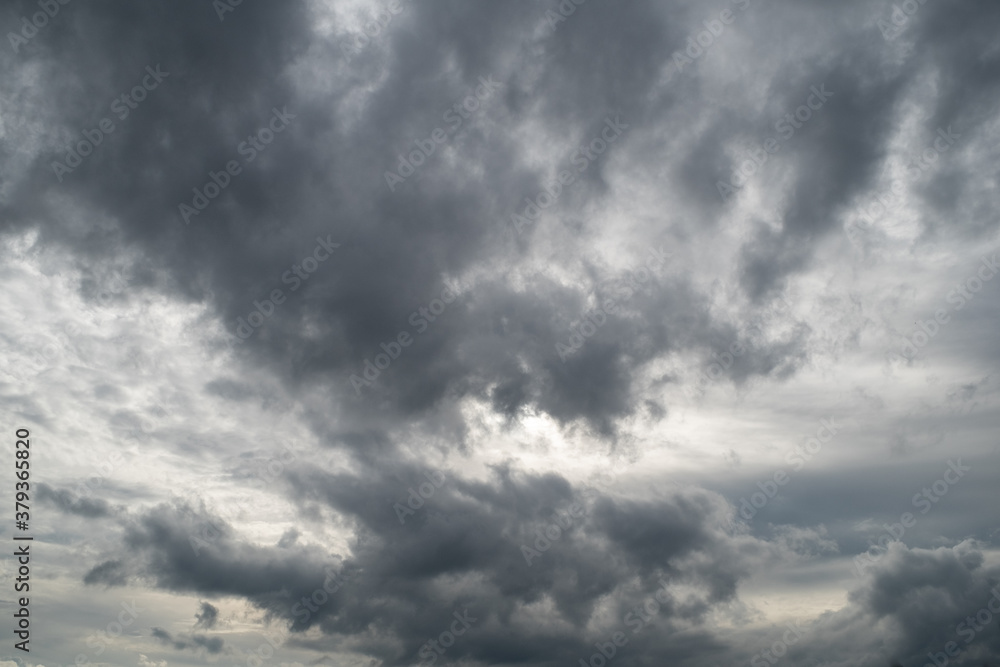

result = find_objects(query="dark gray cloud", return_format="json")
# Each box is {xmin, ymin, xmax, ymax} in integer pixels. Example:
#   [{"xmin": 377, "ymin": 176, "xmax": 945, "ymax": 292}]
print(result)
[
  {"xmin": 82, "ymin": 558, "xmax": 127, "ymax": 587},
  {"xmin": 36, "ymin": 482, "xmax": 116, "ymax": 518},
  {"xmin": 0, "ymin": 0, "xmax": 839, "ymax": 438},
  {"xmin": 805, "ymin": 541, "xmax": 1000, "ymax": 667},
  {"xmin": 3, "ymin": 0, "xmax": 1000, "ymax": 666},
  {"xmin": 83, "ymin": 473, "xmax": 784, "ymax": 666},
  {"xmin": 194, "ymin": 601, "xmax": 219, "ymax": 630},
  {"xmin": 151, "ymin": 626, "xmax": 226, "ymax": 655}
]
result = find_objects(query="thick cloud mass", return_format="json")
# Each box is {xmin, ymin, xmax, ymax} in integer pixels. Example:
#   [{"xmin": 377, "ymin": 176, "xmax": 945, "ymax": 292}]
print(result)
[{"xmin": 2, "ymin": 1, "xmax": 1000, "ymax": 667}]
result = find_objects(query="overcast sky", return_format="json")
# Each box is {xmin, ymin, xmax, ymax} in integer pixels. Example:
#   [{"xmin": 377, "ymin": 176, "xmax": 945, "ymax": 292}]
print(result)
[{"xmin": 1, "ymin": 1, "xmax": 1000, "ymax": 667}]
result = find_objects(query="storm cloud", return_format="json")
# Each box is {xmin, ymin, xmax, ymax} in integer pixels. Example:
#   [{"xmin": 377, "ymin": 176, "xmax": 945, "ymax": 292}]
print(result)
[{"xmin": 2, "ymin": 1, "xmax": 999, "ymax": 666}]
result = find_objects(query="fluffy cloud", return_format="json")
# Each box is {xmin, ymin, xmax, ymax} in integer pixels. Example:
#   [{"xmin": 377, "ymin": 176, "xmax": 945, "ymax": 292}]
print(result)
[{"xmin": 2, "ymin": 1, "xmax": 999, "ymax": 666}]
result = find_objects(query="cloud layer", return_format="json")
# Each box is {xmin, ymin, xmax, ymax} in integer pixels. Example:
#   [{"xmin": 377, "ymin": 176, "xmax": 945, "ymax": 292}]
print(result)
[{"xmin": 1, "ymin": 1, "xmax": 999, "ymax": 666}]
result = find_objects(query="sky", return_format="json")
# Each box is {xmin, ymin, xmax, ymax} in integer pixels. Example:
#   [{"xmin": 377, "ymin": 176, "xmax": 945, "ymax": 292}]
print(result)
[{"xmin": 1, "ymin": 1, "xmax": 999, "ymax": 666}]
